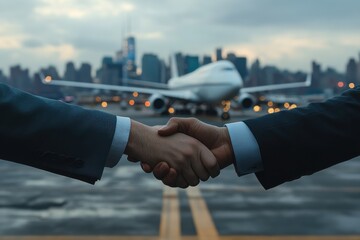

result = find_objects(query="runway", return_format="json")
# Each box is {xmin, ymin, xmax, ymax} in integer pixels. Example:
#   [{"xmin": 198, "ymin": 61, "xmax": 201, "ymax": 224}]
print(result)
[{"xmin": 1, "ymin": 104, "xmax": 360, "ymax": 239}]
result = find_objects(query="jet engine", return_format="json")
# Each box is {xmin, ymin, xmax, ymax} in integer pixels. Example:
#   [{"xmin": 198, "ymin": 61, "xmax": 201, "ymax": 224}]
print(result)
[
  {"xmin": 238, "ymin": 93, "xmax": 256, "ymax": 109},
  {"xmin": 148, "ymin": 94, "xmax": 168, "ymax": 113}
]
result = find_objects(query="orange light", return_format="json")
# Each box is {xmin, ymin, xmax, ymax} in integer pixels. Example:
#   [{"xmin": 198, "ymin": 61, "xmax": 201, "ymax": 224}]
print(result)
[
  {"xmin": 133, "ymin": 92, "xmax": 139, "ymax": 98},
  {"xmin": 275, "ymin": 108, "xmax": 281, "ymax": 113},
  {"xmin": 44, "ymin": 76, "xmax": 52, "ymax": 83},
  {"xmin": 95, "ymin": 96, "xmax": 102, "ymax": 103},
  {"xmin": 253, "ymin": 105, "xmax": 261, "ymax": 112},
  {"xmin": 284, "ymin": 102, "xmax": 290, "ymax": 109},
  {"xmin": 267, "ymin": 101, "xmax": 274, "ymax": 107},
  {"xmin": 129, "ymin": 99, "xmax": 135, "ymax": 106},
  {"xmin": 144, "ymin": 101, "xmax": 151, "ymax": 107},
  {"xmin": 289, "ymin": 104, "xmax": 297, "ymax": 109},
  {"xmin": 168, "ymin": 107, "xmax": 175, "ymax": 114},
  {"xmin": 337, "ymin": 81, "xmax": 345, "ymax": 88},
  {"xmin": 349, "ymin": 83, "xmax": 355, "ymax": 89},
  {"xmin": 101, "ymin": 101, "xmax": 108, "ymax": 108},
  {"xmin": 268, "ymin": 108, "xmax": 275, "ymax": 114},
  {"xmin": 112, "ymin": 96, "xmax": 121, "ymax": 102}
]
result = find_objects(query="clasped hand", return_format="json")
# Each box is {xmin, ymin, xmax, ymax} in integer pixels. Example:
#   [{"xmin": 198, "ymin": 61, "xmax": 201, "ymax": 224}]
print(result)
[{"xmin": 125, "ymin": 118, "xmax": 234, "ymax": 188}]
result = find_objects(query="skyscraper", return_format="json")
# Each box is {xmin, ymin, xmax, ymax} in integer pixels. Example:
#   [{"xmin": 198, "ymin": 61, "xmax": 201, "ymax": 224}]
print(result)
[
  {"xmin": 202, "ymin": 55, "xmax": 212, "ymax": 66},
  {"xmin": 216, "ymin": 48, "xmax": 222, "ymax": 61},
  {"xmin": 226, "ymin": 53, "xmax": 248, "ymax": 79},
  {"xmin": 9, "ymin": 65, "xmax": 32, "ymax": 91},
  {"xmin": 175, "ymin": 52, "xmax": 185, "ymax": 76},
  {"xmin": 124, "ymin": 36, "xmax": 137, "ymax": 78},
  {"xmin": 141, "ymin": 53, "xmax": 161, "ymax": 83},
  {"xmin": 96, "ymin": 57, "xmax": 123, "ymax": 85},
  {"xmin": 0, "ymin": 70, "xmax": 8, "ymax": 84},
  {"xmin": 64, "ymin": 62, "xmax": 77, "ymax": 81},
  {"xmin": 78, "ymin": 63, "xmax": 92, "ymax": 83},
  {"xmin": 184, "ymin": 55, "xmax": 199, "ymax": 74},
  {"xmin": 346, "ymin": 58, "xmax": 357, "ymax": 84}
]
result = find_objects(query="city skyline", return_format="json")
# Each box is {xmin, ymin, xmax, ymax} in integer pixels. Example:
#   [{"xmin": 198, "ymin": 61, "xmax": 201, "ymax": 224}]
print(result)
[{"xmin": 0, "ymin": 0, "xmax": 360, "ymax": 75}]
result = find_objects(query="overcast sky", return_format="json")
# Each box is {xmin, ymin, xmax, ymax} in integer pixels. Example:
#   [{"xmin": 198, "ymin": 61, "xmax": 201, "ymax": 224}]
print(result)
[{"xmin": 0, "ymin": 0, "xmax": 359, "ymax": 75}]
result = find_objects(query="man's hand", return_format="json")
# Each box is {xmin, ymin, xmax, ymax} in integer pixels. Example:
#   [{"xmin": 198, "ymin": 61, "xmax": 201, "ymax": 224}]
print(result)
[
  {"xmin": 142, "ymin": 118, "xmax": 235, "ymax": 187},
  {"xmin": 124, "ymin": 120, "xmax": 220, "ymax": 187}
]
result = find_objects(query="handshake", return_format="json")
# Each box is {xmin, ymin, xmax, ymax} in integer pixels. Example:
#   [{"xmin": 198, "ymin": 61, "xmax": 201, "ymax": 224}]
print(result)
[{"xmin": 124, "ymin": 117, "xmax": 235, "ymax": 188}]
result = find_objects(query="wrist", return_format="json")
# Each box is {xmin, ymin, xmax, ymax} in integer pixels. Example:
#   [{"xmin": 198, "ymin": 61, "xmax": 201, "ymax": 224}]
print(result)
[
  {"xmin": 220, "ymin": 127, "xmax": 236, "ymax": 168},
  {"xmin": 124, "ymin": 120, "xmax": 142, "ymax": 158}
]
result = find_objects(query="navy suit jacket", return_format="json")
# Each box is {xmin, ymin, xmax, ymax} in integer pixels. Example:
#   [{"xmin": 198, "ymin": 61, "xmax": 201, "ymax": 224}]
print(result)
[
  {"xmin": 0, "ymin": 83, "xmax": 116, "ymax": 184},
  {"xmin": 244, "ymin": 87, "xmax": 360, "ymax": 189}
]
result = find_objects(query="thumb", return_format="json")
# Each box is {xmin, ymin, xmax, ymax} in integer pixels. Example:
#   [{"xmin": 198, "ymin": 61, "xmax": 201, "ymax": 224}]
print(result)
[{"xmin": 158, "ymin": 119, "xmax": 180, "ymax": 136}]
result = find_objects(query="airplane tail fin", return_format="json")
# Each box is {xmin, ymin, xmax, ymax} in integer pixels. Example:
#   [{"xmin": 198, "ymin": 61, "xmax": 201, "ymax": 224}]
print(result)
[{"xmin": 171, "ymin": 53, "xmax": 179, "ymax": 78}]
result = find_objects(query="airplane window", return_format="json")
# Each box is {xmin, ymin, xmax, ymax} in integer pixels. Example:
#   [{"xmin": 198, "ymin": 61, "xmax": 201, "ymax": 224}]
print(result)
[{"xmin": 222, "ymin": 67, "xmax": 234, "ymax": 71}]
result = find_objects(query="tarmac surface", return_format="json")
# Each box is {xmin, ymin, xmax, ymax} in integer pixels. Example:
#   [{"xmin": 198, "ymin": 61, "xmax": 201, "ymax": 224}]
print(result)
[{"xmin": 1, "ymin": 104, "xmax": 360, "ymax": 236}]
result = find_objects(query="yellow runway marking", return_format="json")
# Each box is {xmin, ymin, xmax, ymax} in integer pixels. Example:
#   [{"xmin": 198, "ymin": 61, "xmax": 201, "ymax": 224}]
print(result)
[
  {"xmin": 187, "ymin": 187, "xmax": 219, "ymax": 240},
  {"xmin": 159, "ymin": 186, "xmax": 181, "ymax": 240}
]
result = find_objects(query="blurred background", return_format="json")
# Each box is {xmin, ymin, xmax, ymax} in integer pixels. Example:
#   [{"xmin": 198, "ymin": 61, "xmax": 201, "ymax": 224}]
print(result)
[{"xmin": 1, "ymin": 0, "xmax": 360, "ymax": 238}]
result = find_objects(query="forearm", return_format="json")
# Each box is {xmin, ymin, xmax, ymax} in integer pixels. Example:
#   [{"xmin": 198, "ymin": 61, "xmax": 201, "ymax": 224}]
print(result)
[{"xmin": 0, "ymin": 84, "xmax": 116, "ymax": 183}]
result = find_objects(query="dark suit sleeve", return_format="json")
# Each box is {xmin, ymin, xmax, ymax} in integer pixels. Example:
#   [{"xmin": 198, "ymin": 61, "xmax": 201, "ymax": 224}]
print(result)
[
  {"xmin": 0, "ymin": 83, "xmax": 117, "ymax": 184},
  {"xmin": 244, "ymin": 87, "xmax": 360, "ymax": 189}
]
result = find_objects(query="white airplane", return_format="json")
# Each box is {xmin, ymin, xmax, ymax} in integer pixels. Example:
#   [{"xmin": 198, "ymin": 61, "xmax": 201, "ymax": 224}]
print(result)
[{"xmin": 42, "ymin": 56, "xmax": 311, "ymax": 120}]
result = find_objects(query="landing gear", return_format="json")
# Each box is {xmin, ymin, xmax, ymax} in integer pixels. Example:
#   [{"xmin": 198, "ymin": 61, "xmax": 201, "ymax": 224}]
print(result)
[{"xmin": 221, "ymin": 112, "xmax": 230, "ymax": 120}]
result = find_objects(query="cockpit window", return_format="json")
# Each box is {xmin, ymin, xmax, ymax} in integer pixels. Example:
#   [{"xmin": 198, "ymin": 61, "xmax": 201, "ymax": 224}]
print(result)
[{"xmin": 222, "ymin": 67, "xmax": 234, "ymax": 71}]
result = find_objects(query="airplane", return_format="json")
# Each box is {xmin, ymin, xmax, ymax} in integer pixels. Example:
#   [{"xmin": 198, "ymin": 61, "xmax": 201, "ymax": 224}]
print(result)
[{"xmin": 41, "ymin": 56, "xmax": 311, "ymax": 120}]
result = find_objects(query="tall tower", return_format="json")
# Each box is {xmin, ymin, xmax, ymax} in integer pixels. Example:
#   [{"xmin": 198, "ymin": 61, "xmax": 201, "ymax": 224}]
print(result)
[
  {"xmin": 216, "ymin": 48, "xmax": 222, "ymax": 61},
  {"xmin": 124, "ymin": 36, "xmax": 137, "ymax": 75}
]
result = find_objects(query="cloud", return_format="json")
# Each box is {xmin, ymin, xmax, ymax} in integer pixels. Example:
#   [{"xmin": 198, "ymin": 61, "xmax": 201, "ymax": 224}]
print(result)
[
  {"xmin": 29, "ymin": 44, "xmax": 78, "ymax": 61},
  {"xmin": 34, "ymin": 0, "xmax": 136, "ymax": 19},
  {"xmin": 0, "ymin": 22, "xmax": 25, "ymax": 49}
]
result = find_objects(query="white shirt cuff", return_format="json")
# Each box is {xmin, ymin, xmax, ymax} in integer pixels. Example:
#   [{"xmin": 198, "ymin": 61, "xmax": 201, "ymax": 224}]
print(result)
[
  {"xmin": 225, "ymin": 122, "xmax": 263, "ymax": 176},
  {"xmin": 105, "ymin": 116, "xmax": 131, "ymax": 168}
]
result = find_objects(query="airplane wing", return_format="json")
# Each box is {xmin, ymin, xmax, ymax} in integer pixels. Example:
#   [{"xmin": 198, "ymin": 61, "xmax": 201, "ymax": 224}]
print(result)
[
  {"xmin": 41, "ymin": 76, "xmax": 198, "ymax": 102},
  {"xmin": 240, "ymin": 75, "xmax": 312, "ymax": 94}
]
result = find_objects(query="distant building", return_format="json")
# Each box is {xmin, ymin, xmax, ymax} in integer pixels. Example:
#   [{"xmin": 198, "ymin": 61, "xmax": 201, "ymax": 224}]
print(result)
[
  {"xmin": 78, "ymin": 63, "xmax": 92, "ymax": 83},
  {"xmin": 141, "ymin": 53, "xmax": 161, "ymax": 83},
  {"xmin": 202, "ymin": 55, "xmax": 212, "ymax": 66},
  {"xmin": 358, "ymin": 52, "xmax": 360, "ymax": 84},
  {"xmin": 33, "ymin": 66, "xmax": 62, "ymax": 98},
  {"xmin": 184, "ymin": 55, "xmax": 199, "ymax": 74},
  {"xmin": 124, "ymin": 36, "xmax": 137, "ymax": 78},
  {"xmin": 216, "ymin": 48, "xmax": 222, "ymax": 61},
  {"xmin": 64, "ymin": 62, "xmax": 77, "ymax": 81},
  {"xmin": 0, "ymin": 70, "xmax": 8, "ymax": 84},
  {"xmin": 96, "ymin": 57, "xmax": 123, "ymax": 86},
  {"xmin": 9, "ymin": 65, "xmax": 32, "ymax": 91},
  {"xmin": 175, "ymin": 52, "xmax": 185, "ymax": 76},
  {"xmin": 346, "ymin": 58, "xmax": 357, "ymax": 84},
  {"xmin": 226, "ymin": 53, "xmax": 248, "ymax": 79},
  {"xmin": 160, "ymin": 60, "xmax": 168, "ymax": 84}
]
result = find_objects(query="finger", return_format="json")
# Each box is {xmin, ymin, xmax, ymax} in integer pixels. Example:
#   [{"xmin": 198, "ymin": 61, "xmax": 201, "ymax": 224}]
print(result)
[
  {"xmin": 153, "ymin": 162, "xmax": 172, "ymax": 180},
  {"xmin": 140, "ymin": 162, "xmax": 152, "ymax": 173},
  {"xmin": 175, "ymin": 174, "xmax": 189, "ymax": 188},
  {"xmin": 182, "ymin": 165, "xmax": 200, "ymax": 187},
  {"xmin": 158, "ymin": 118, "xmax": 181, "ymax": 136},
  {"xmin": 162, "ymin": 168, "xmax": 178, "ymax": 187},
  {"xmin": 127, "ymin": 156, "xmax": 139, "ymax": 163},
  {"xmin": 200, "ymin": 146, "xmax": 220, "ymax": 178},
  {"xmin": 190, "ymin": 152, "xmax": 210, "ymax": 181}
]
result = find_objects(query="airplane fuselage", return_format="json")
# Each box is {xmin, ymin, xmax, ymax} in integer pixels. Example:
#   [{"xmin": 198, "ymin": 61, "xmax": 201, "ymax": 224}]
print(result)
[{"xmin": 168, "ymin": 61, "xmax": 243, "ymax": 104}]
